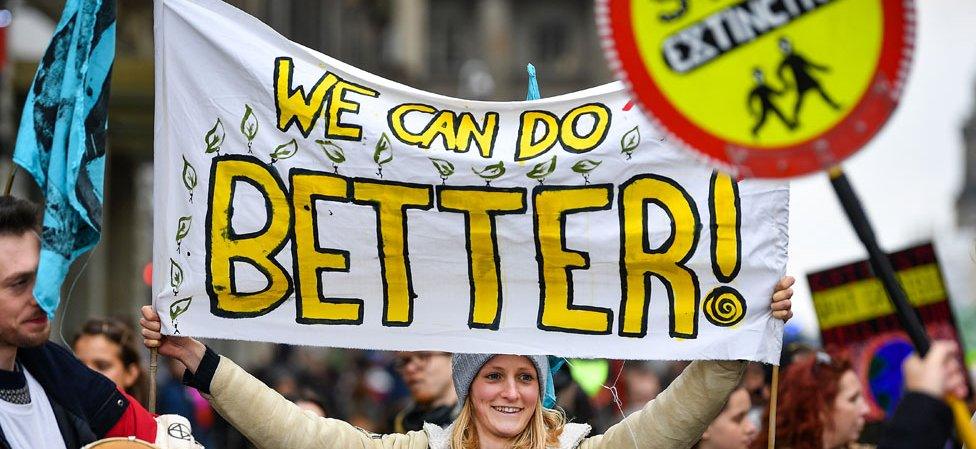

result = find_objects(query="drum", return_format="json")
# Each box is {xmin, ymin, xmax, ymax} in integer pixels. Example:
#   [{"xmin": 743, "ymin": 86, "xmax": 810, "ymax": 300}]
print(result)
[{"xmin": 82, "ymin": 437, "xmax": 160, "ymax": 449}]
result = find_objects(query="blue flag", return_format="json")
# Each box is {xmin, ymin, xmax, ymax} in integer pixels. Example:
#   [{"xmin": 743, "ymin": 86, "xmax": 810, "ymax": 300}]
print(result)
[
  {"xmin": 525, "ymin": 63, "xmax": 541, "ymax": 101},
  {"xmin": 525, "ymin": 63, "xmax": 565, "ymax": 409},
  {"xmin": 13, "ymin": 0, "xmax": 115, "ymax": 317}
]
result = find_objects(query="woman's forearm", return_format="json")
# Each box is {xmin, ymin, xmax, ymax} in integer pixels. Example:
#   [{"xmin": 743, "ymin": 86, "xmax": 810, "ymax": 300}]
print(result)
[{"xmin": 591, "ymin": 360, "xmax": 746, "ymax": 449}]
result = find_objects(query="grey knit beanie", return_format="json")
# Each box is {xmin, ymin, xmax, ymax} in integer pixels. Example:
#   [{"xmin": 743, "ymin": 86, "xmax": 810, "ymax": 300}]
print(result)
[{"xmin": 452, "ymin": 353, "xmax": 549, "ymax": 407}]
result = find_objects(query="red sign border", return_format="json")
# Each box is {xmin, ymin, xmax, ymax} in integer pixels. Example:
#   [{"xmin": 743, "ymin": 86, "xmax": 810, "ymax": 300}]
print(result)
[{"xmin": 598, "ymin": 0, "xmax": 916, "ymax": 178}]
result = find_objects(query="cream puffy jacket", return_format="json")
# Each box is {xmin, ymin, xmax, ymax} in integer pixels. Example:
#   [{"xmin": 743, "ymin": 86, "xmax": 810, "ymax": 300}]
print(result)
[{"xmin": 204, "ymin": 356, "xmax": 745, "ymax": 449}]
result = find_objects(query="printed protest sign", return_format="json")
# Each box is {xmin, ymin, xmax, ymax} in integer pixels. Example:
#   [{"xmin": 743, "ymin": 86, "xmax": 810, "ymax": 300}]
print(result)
[
  {"xmin": 599, "ymin": 0, "xmax": 915, "ymax": 178},
  {"xmin": 808, "ymin": 243, "xmax": 970, "ymax": 421},
  {"xmin": 153, "ymin": 0, "xmax": 789, "ymax": 362}
]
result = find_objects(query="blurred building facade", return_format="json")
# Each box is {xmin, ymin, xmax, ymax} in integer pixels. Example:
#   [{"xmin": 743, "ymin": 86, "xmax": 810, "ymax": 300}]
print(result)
[{"xmin": 2, "ymin": 0, "xmax": 612, "ymax": 359}]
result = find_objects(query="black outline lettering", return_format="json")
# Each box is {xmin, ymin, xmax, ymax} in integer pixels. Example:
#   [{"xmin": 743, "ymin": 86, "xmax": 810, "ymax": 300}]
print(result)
[
  {"xmin": 709, "ymin": 171, "xmax": 742, "ymax": 283},
  {"xmin": 386, "ymin": 103, "xmax": 437, "ymax": 146},
  {"xmin": 456, "ymin": 111, "xmax": 500, "ymax": 158},
  {"xmin": 618, "ymin": 174, "xmax": 702, "ymax": 339},
  {"xmin": 273, "ymin": 57, "xmax": 338, "ymax": 138},
  {"xmin": 352, "ymin": 178, "xmax": 434, "ymax": 327},
  {"xmin": 418, "ymin": 109, "xmax": 458, "ymax": 151},
  {"xmin": 436, "ymin": 185, "xmax": 527, "ymax": 330},
  {"xmin": 515, "ymin": 110, "xmax": 560, "ymax": 161},
  {"xmin": 533, "ymin": 184, "xmax": 615, "ymax": 335},
  {"xmin": 325, "ymin": 79, "xmax": 380, "ymax": 142},
  {"xmin": 559, "ymin": 103, "xmax": 612, "ymax": 154},
  {"xmin": 206, "ymin": 155, "xmax": 294, "ymax": 318},
  {"xmin": 289, "ymin": 169, "xmax": 364, "ymax": 325}
]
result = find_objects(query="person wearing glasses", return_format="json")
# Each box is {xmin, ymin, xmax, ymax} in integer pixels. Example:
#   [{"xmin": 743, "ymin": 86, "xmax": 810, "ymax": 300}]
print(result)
[{"xmin": 392, "ymin": 351, "xmax": 459, "ymax": 432}]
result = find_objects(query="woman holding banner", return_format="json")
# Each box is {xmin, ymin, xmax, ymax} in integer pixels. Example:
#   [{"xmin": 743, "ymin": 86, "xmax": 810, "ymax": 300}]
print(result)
[{"xmin": 140, "ymin": 278, "xmax": 795, "ymax": 449}]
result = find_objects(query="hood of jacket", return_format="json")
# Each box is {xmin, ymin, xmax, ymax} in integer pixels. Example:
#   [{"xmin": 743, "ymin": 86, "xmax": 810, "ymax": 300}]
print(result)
[{"xmin": 423, "ymin": 421, "xmax": 591, "ymax": 449}]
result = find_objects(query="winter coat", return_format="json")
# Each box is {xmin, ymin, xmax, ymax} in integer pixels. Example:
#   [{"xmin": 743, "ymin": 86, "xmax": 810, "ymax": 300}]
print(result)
[
  {"xmin": 877, "ymin": 392, "xmax": 954, "ymax": 449},
  {"xmin": 185, "ymin": 349, "xmax": 746, "ymax": 449},
  {"xmin": 0, "ymin": 342, "xmax": 137, "ymax": 448}
]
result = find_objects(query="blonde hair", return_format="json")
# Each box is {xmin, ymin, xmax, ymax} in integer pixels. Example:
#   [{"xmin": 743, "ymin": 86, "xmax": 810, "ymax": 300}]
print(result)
[{"xmin": 450, "ymin": 398, "xmax": 566, "ymax": 449}]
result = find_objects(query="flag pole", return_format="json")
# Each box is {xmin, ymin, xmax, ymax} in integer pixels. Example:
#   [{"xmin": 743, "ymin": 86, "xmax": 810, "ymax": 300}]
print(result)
[
  {"xmin": 827, "ymin": 166, "xmax": 976, "ymax": 446},
  {"xmin": 4, "ymin": 164, "xmax": 15, "ymax": 196},
  {"xmin": 767, "ymin": 365, "xmax": 779, "ymax": 449},
  {"xmin": 148, "ymin": 348, "xmax": 158, "ymax": 413}
]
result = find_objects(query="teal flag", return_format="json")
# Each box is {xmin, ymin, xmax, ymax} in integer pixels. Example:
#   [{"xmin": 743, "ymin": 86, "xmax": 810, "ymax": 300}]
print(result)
[
  {"xmin": 526, "ymin": 63, "xmax": 565, "ymax": 409},
  {"xmin": 525, "ymin": 63, "xmax": 541, "ymax": 101},
  {"xmin": 13, "ymin": 0, "xmax": 115, "ymax": 317}
]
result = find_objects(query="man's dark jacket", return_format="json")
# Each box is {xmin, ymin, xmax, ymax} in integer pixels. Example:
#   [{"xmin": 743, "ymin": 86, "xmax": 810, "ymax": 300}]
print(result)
[
  {"xmin": 877, "ymin": 391, "xmax": 955, "ymax": 449},
  {"xmin": 0, "ymin": 342, "xmax": 129, "ymax": 449}
]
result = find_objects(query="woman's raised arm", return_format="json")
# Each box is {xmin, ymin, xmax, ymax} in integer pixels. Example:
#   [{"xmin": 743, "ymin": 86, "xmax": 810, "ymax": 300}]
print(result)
[{"xmin": 140, "ymin": 306, "xmax": 427, "ymax": 449}]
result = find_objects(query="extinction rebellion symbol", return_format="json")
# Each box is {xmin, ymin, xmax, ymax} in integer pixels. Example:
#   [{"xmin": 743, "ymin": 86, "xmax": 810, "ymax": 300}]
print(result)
[{"xmin": 599, "ymin": 0, "xmax": 915, "ymax": 178}]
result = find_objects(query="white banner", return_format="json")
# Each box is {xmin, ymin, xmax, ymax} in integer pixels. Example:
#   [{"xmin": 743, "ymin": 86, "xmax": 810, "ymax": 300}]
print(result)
[{"xmin": 153, "ymin": 0, "xmax": 789, "ymax": 362}]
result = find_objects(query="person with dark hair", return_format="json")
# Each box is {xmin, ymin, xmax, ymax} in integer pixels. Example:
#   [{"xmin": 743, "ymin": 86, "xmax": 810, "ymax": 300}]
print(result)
[
  {"xmin": 286, "ymin": 389, "xmax": 329, "ymax": 418},
  {"xmin": 0, "ymin": 196, "xmax": 196, "ymax": 448},
  {"xmin": 72, "ymin": 317, "xmax": 149, "ymax": 404},
  {"xmin": 694, "ymin": 385, "xmax": 757, "ymax": 449},
  {"xmin": 392, "ymin": 351, "xmax": 459, "ymax": 432}
]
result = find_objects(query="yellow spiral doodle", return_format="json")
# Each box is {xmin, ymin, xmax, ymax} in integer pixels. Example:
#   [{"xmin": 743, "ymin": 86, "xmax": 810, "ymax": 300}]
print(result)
[{"xmin": 703, "ymin": 286, "xmax": 746, "ymax": 327}]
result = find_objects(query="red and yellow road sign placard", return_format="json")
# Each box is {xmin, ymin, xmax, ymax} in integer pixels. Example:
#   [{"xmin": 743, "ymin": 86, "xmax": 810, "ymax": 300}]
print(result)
[{"xmin": 599, "ymin": 0, "xmax": 915, "ymax": 178}]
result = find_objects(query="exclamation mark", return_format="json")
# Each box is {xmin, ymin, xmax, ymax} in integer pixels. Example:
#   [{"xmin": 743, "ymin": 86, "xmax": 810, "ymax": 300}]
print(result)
[{"xmin": 704, "ymin": 172, "xmax": 747, "ymax": 327}]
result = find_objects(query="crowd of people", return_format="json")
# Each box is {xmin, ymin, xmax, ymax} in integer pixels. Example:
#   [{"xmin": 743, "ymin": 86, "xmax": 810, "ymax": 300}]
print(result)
[
  {"xmin": 0, "ymin": 192, "xmax": 973, "ymax": 449},
  {"xmin": 124, "ymin": 331, "xmax": 969, "ymax": 449}
]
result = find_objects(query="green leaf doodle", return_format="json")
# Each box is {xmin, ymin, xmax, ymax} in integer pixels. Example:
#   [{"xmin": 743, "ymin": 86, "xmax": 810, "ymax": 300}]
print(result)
[
  {"xmin": 429, "ymin": 158, "xmax": 455, "ymax": 179},
  {"xmin": 473, "ymin": 161, "xmax": 505, "ymax": 185},
  {"xmin": 181, "ymin": 156, "xmax": 197, "ymax": 190},
  {"xmin": 241, "ymin": 104, "xmax": 259, "ymax": 141},
  {"xmin": 204, "ymin": 118, "xmax": 225, "ymax": 154},
  {"xmin": 316, "ymin": 140, "xmax": 346, "ymax": 164},
  {"xmin": 526, "ymin": 155, "xmax": 557, "ymax": 183},
  {"xmin": 571, "ymin": 159, "xmax": 602, "ymax": 174},
  {"xmin": 620, "ymin": 126, "xmax": 641, "ymax": 159},
  {"xmin": 572, "ymin": 159, "xmax": 601, "ymax": 184},
  {"xmin": 270, "ymin": 139, "xmax": 299, "ymax": 163},
  {"xmin": 181, "ymin": 156, "xmax": 197, "ymax": 202},
  {"xmin": 169, "ymin": 297, "xmax": 192, "ymax": 322},
  {"xmin": 175, "ymin": 216, "xmax": 192, "ymax": 247},
  {"xmin": 374, "ymin": 133, "xmax": 393, "ymax": 166},
  {"xmin": 169, "ymin": 259, "xmax": 184, "ymax": 293}
]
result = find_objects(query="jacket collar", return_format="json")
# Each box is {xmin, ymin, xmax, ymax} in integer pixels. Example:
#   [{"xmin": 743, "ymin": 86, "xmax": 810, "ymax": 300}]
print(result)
[{"xmin": 423, "ymin": 421, "xmax": 591, "ymax": 449}]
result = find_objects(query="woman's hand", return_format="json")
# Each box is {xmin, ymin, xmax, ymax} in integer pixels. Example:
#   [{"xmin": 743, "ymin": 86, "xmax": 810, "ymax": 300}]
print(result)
[
  {"xmin": 771, "ymin": 276, "xmax": 794, "ymax": 322},
  {"xmin": 903, "ymin": 340, "xmax": 969, "ymax": 399},
  {"xmin": 140, "ymin": 305, "xmax": 207, "ymax": 374}
]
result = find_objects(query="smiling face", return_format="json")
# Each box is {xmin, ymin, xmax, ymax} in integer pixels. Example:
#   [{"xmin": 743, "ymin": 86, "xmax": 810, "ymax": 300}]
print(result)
[
  {"xmin": 822, "ymin": 370, "xmax": 869, "ymax": 448},
  {"xmin": 469, "ymin": 355, "xmax": 540, "ymax": 445},
  {"xmin": 0, "ymin": 232, "xmax": 46, "ymax": 357}
]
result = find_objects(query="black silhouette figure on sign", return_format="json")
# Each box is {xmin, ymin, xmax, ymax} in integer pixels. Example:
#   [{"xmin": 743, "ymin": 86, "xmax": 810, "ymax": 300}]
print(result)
[
  {"xmin": 748, "ymin": 68, "xmax": 795, "ymax": 137},
  {"xmin": 776, "ymin": 37, "xmax": 841, "ymax": 126}
]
